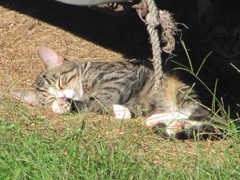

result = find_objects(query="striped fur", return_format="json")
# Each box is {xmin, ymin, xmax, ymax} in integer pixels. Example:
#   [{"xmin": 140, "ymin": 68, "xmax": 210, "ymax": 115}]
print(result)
[{"xmin": 11, "ymin": 47, "xmax": 221, "ymax": 139}]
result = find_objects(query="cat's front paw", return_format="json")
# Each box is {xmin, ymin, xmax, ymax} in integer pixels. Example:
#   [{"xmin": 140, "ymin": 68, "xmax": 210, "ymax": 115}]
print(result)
[
  {"xmin": 113, "ymin": 104, "xmax": 131, "ymax": 120},
  {"xmin": 52, "ymin": 98, "xmax": 71, "ymax": 114}
]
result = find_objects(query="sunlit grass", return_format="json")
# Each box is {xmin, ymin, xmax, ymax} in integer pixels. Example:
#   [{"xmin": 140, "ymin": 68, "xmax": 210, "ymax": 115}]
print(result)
[
  {"xmin": 1, "ymin": 91, "xmax": 240, "ymax": 179},
  {"xmin": 1, "ymin": 42, "xmax": 240, "ymax": 178}
]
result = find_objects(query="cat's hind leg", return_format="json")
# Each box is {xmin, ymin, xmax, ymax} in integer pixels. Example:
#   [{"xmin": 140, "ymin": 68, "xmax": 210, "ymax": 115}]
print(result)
[{"xmin": 146, "ymin": 112, "xmax": 211, "ymax": 139}]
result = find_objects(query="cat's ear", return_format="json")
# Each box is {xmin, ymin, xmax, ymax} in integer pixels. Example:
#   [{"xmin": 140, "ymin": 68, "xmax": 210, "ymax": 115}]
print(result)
[
  {"xmin": 10, "ymin": 89, "xmax": 38, "ymax": 106},
  {"xmin": 197, "ymin": 0, "xmax": 217, "ymax": 22},
  {"xmin": 36, "ymin": 46, "xmax": 64, "ymax": 70}
]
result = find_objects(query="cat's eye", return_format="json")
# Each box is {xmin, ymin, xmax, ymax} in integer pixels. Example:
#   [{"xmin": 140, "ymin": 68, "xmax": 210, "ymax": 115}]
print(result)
[
  {"xmin": 56, "ymin": 79, "xmax": 63, "ymax": 90},
  {"xmin": 58, "ymin": 84, "xmax": 63, "ymax": 90},
  {"xmin": 47, "ymin": 96, "xmax": 55, "ymax": 102},
  {"xmin": 214, "ymin": 28, "xmax": 225, "ymax": 38}
]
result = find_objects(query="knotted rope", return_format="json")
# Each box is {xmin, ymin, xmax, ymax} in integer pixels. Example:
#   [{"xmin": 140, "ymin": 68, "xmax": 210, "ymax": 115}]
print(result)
[{"xmin": 135, "ymin": 0, "xmax": 178, "ymax": 89}]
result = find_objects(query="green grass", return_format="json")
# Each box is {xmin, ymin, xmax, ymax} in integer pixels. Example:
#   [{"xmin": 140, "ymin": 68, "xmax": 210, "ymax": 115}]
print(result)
[
  {"xmin": 1, "ymin": 48, "xmax": 240, "ymax": 179},
  {"xmin": 1, "ymin": 96, "xmax": 240, "ymax": 179}
]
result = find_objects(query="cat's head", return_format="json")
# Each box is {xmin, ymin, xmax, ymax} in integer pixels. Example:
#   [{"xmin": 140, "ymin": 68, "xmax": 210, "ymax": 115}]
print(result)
[
  {"xmin": 198, "ymin": 0, "xmax": 240, "ymax": 63},
  {"xmin": 11, "ymin": 47, "xmax": 83, "ymax": 107}
]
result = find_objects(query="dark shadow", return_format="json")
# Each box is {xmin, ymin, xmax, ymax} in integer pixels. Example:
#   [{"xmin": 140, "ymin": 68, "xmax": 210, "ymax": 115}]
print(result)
[{"xmin": 0, "ymin": 0, "xmax": 153, "ymax": 59}]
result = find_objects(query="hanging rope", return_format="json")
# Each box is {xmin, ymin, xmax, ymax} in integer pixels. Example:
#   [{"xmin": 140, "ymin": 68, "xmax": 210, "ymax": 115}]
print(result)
[{"xmin": 134, "ymin": 0, "xmax": 178, "ymax": 89}]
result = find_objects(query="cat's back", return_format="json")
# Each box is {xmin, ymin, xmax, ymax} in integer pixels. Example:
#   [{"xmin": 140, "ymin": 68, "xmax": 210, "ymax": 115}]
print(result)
[
  {"xmin": 80, "ymin": 60, "xmax": 152, "ymax": 73},
  {"xmin": 79, "ymin": 60, "xmax": 152, "ymax": 80},
  {"xmin": 79, "ymin": 60, "xmax": 153, "ymax": 95}
]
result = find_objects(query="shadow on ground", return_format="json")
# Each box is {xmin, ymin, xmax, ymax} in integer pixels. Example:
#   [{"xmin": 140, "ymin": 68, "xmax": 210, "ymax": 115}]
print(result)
[{"xmin": 0, "ymin": 0, "xmax": 154, "ymax": 59}]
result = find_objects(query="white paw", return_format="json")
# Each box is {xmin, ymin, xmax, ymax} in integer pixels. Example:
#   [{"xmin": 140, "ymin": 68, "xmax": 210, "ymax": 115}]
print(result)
[
  {"xmin": 146, "ymin": 112, "xmax": 205, "ymax": 136},
  {"xmin": 146, "ymin": 113, "xmax": 188, "ymax": 127},
  {"xmin": 113, "ymin": 104, "xmax": 131, "ymax": 120},
  {"xmin": 146, "ymin": 112, "xmax": 191, "ymax": 135},
  {"xmin": 52, "ymin": 99, "xmax": 71, "ymax": 114}
]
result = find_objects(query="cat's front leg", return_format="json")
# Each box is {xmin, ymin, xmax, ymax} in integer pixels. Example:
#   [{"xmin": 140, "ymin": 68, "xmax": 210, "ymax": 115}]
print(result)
[{"xmin": 52, "ymin": 98, "xmax": 71, "ymax": 114}]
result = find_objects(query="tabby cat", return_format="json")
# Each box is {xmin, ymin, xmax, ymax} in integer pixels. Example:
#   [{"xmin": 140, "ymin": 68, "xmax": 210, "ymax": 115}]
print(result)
[
  {"xmin": 196, "ymin": 0, "xmax": 240, "ymax": 119},
  {"xmin": 11, "ymin": 47, "xmax": 221, "ymax": 139}
]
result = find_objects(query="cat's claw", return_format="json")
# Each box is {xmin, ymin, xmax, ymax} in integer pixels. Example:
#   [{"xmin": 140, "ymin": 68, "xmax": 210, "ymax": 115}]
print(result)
[
  {"xmin": 113, "ymin": 104, "xmax": 131, "ymax": 120},
  {"xmin": 52, "ymin": 99, "xmax": 71, "ymax": 114}
]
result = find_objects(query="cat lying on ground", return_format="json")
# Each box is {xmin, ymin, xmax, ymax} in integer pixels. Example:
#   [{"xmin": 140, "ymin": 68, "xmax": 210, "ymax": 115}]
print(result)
[{"xmin": 11, "ymin": 46, "xmax": 225, "ymax": 139}]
